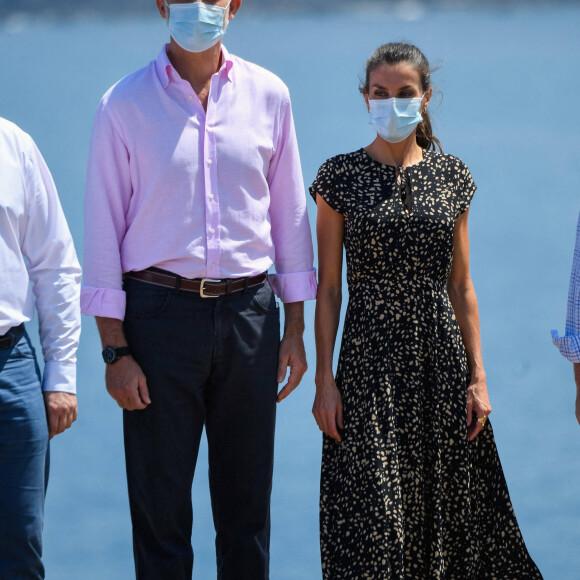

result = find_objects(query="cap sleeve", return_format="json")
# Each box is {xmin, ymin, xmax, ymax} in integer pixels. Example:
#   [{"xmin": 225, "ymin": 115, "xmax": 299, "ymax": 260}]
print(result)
[
  {"xmin": 456, "ymin": 160, "xmax": 477, "ymax": 215},
  {"xmin": 309, "ymin": 158, "xmax": 344, "ymax": 214}
]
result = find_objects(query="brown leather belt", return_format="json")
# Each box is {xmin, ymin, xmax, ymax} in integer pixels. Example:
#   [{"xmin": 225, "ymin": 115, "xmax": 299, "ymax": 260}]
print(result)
[
  {"xmin": 124, "ymin": 269, "xmax": 268, "ymax": 298},
  {"xmin": 0, "ymin": 323, "xmax": 25, "ymax": 350}
]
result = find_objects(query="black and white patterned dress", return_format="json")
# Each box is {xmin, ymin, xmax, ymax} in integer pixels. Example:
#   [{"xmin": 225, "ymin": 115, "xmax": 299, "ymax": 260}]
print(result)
[{"xmin": 310, "ymin": 148, "xmax": 542, "ymax": 580}]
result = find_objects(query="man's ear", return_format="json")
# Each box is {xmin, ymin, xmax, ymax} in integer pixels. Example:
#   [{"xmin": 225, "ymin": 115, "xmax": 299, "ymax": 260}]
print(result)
[{"xmin": 229, "ymin": 0, "xmax": 242, "ymax": 20}]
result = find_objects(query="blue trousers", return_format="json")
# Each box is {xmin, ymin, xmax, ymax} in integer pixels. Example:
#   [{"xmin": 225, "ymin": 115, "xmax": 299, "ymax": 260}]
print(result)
[
  {"xmin": 122, "ymin": 277, "xmax": 280, "ymax": 580},
  {"xmin": 0, "ymin": 330, "xmax": 49, "ymax": 580}
]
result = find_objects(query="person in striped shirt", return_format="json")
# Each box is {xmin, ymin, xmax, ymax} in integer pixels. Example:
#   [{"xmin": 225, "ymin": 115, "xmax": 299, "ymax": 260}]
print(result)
[{"xmin": 552, "ymin": 212, "xmax": 580, "ymax": 425}]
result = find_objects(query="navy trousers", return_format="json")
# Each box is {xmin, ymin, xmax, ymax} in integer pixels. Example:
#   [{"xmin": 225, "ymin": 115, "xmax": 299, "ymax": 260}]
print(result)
[
  {"xmin": 122, "ymin": 276, "xmax": 280, "ymax": 580},
  {"xmin": 0, "ymin": 330, "xmax": 49, "ymax": 580}
]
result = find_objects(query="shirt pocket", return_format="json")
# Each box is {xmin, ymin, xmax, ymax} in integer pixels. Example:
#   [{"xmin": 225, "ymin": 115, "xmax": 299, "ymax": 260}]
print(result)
[{"xmin": 249, "ymin": 280, "xmax": 279, "ymax": 315}]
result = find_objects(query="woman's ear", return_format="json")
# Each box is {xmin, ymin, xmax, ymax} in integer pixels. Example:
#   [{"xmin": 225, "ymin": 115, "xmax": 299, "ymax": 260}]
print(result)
[
  {"xmin": 156, "ymin": 0, "xmax": 167, "ymax": 19},
  {"xmin": 423, "ymin": 86, "xmax": 433, "ymax": 111}
]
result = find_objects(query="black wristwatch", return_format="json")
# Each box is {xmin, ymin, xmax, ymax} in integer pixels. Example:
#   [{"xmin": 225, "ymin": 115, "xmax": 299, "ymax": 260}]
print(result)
[{"xmin": 102, "ymin": 345, "xmax": 132, "ymax": 365}]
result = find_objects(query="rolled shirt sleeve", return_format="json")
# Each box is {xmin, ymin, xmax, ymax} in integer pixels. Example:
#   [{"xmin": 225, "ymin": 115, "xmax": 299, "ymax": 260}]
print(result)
[
  {"xmin": 22, "ymin": 140, "xmax": 81, "ymax": 393},
  {"xmin": 267, "ymin": 90, "xmax": 317, "ymax": 303},
  {"xmin": 552, "ymin": 212, "xmax": 580, "ymax": 362}
]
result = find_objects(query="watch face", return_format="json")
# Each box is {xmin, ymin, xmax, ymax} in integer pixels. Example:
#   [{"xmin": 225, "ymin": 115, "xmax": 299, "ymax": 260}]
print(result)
[{"xmin": 102, "ymin": 347, "xmax": 117, "ymax": 364}]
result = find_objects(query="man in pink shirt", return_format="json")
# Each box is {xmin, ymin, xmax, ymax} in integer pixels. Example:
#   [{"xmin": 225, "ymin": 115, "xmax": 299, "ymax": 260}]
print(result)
[{"xmin": 82, "ymin": 1, "xmax": 316, "ymax": 578}]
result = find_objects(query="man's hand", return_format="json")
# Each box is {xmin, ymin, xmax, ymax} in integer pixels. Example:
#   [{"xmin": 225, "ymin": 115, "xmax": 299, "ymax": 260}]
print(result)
[
  {"xmin": 95, "ymin": 317, "xmax": 150, "ymax": 411},
  {"xmin": 106, "ymin": 356, "xmax": 151, "ymax": 411},
  {"xmin": 276, "ymin": 332, "xmax": 308, "ymax": 402},
  {"xmin": 276, "ymin": 301, "xmax": 307, "ymax": 403},
  {"xmin": 43, "ymin": 392, "xmax": 78, "ymax": 439}
]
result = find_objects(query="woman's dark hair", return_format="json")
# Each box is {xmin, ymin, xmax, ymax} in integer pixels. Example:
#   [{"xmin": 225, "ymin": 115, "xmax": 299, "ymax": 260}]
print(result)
[{"xmin": 360, "ymin": 42, "xmax": 442, "ymax": 152}]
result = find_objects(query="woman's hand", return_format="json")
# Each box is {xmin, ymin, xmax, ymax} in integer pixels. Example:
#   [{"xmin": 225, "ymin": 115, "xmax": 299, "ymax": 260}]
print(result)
[
  {"xmin": 313, "ymin": 375, "xmax": 344, "ymax": 442},
  {"xmin": 466, "ymin": 377, "xmax": 492, "ymax": 441}
]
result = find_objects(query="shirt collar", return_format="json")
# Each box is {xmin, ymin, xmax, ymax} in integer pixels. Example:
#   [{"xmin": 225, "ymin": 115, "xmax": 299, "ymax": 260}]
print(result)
[
  {"xmin": 155, "ymin": 44, "xmax": 234, "ymax": 89},
  {"xmin": 155, "ymin": 44, "xmax": 173, "ymax": 88},
  {"xmin": 220, "ymin": 45, "xmax": 234, "ymax": 82}
]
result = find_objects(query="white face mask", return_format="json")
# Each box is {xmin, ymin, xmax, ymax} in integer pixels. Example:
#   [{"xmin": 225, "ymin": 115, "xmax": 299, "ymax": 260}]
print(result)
[
  {"xmin": 368, "ymin": 96, "xmax": 424, "ymax": 144},
  {"xmin": 165, "ymin": 0, "xmax": 231, "ymax": 53}
]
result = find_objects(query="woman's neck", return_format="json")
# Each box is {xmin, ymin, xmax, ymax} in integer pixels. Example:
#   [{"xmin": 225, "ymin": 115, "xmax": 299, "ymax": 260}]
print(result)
[{"xmin": 365, "ymin": 134, "xmax": 424, "ymax": 168}]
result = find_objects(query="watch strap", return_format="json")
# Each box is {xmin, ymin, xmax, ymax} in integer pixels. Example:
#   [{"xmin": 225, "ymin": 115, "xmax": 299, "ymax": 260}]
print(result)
[
  {"xmin": 102, "ymin": 345, "xmax": 132, "ymax": 364},
  {"xmin": 113, "ymin": 346, "xmax": 132, "ymax": 359}
]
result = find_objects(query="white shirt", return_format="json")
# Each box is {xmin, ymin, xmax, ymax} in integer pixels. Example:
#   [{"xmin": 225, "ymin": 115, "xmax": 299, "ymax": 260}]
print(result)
[{"xmin": 0, "ymin": 118, "xmax": 81, "ymax": 393}]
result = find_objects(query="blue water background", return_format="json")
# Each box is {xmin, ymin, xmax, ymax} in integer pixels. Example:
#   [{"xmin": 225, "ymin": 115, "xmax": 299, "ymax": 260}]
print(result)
[{"xmin": 1, "ymin": 4, "xmax": 579, "ymax": 579}]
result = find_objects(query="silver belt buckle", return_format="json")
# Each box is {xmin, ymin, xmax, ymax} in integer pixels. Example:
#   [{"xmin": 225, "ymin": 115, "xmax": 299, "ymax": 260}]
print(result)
[{"xmin": 200, "ymin": 278, "xmax": 221, "ymax": 298}]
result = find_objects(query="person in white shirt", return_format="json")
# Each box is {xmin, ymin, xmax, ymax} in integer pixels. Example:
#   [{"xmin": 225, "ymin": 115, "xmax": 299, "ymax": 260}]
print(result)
[{"xmin": 0, "ymin": 117, "xmax": 81, "ymax": 579}]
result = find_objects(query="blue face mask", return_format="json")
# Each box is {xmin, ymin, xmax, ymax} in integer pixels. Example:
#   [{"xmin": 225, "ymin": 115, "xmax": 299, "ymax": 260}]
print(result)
[
  {"xmin": 165, "ymin": 0, "xmax": 231, "ymax": 53},
  {"xmin": 368, "ymin": 96, "xmax": 424, "ymax": 144}
]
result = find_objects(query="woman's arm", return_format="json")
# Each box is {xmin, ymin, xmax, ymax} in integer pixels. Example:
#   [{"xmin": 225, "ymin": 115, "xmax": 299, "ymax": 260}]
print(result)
[
  {"xmin": 447, "ymin": 208, "xmax": 492, "ymax": 440},
  {"xmin": 313, "ymin": 195, "xmax": 345, "ymax": 442}
]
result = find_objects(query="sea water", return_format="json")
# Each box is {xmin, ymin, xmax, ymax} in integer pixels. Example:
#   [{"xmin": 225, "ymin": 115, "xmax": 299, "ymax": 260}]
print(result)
[{"xmin": 1, "ymin": 4, "xmax": 579, "ymax": 579}]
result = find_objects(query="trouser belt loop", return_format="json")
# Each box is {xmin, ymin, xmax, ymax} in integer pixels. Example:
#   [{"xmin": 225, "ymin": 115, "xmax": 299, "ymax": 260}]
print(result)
[
  {"xmin": 0, "ymin": 323, "xmax": 25, "ymax": 350},
  {"xmin": 243, "ymin": 276, "xmax": 250, "ymax": 295},
  {"xmin": 173, "ymin": 275, "xmax": 182, "ymax": 295}
]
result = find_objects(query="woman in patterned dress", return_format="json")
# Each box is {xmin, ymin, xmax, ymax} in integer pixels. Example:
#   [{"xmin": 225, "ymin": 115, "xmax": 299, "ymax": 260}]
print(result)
[{"xmin": 310, "ymin": 43, "xmax": 543, "ymax": 579}]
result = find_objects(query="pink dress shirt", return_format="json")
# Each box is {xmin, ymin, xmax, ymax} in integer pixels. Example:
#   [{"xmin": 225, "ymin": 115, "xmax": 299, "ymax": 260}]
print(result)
[{"xmin": 82, "ymin": 45, "xmax": 316, "ymax": 320}]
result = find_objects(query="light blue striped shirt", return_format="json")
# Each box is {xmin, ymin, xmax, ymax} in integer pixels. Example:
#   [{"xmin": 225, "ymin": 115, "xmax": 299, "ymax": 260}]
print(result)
[{"xmin": 552, "ymin": 212, "xmax": 580, "ymax": 362}]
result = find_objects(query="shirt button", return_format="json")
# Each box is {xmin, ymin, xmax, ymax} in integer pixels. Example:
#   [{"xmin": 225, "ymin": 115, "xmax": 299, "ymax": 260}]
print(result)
[
  {"xmin": 207, "ymin": 159, "xmax": 213, "ymax": 165},
  {"xmin": 210, "ymin": 227, "xmax": 216, "ymax": 234},
  {"xmin": 188, "ymin": 95, "xmax": 194, "ymax": 100},
  {"xmin": 211, "ymin": 263, "xmax": 216, "ymax": 268},
  {"xmin": 209, "ymin": 193, "xmax": 214, "ymax": 199}
]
